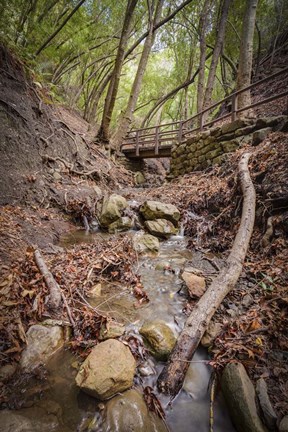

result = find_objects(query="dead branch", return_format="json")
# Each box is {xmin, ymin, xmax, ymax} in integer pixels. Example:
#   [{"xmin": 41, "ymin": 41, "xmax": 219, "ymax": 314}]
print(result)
[
  {"xmin": 61, "ymin": 291, "xmax": 76, "ymax": 328},
  {"xmin": 157, "ymin": 153, "xmax": 256, "ymax": 397},
  {"xmin": 34, "ymin": 249, "xmax": 62, "ymax": 309}
]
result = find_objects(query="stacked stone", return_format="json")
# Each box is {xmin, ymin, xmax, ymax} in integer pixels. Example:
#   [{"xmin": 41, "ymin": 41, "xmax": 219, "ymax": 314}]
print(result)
[{"xmin": 170, "ymin": 115, "xmax": 287, "ymax": 177}]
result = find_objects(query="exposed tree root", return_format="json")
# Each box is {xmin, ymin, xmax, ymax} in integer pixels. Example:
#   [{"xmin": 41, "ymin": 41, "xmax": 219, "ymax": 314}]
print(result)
[{"xmin": 157, "ymin": 152, "xmax": 256, "ymax": 397}]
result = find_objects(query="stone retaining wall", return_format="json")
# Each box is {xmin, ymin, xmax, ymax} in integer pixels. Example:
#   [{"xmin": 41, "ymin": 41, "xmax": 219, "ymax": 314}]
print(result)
[{"xmin": 170, "ymin": 116, "xmax": 287, "ymax": 177}]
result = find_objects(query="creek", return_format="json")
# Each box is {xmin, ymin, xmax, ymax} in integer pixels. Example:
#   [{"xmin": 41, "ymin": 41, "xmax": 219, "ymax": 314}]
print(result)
[{"xmin": 5, "ymin": 230, "xmax": 236, "ymax": 432}]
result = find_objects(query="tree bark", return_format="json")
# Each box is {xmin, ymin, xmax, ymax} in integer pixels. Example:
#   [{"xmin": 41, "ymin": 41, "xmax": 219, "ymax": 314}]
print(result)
[
  {"xmin": 112, "ymin": 0, "xmax": 163, "ymax": 149},
  {"xmin": 236, "ymin": 0, "xmax": 258, "ymax": 117},
  {"xmin": 196, "ymin": 0, "xmax": 210, "ymax": 116},
  {"xmin": 203, "ymin": 0, "xmax": 231, "ymax": 113},
  {"xmin": 34, "ymin": 249, "xmax": 62, "ymax": 310},
  {"xmin": 97, "ymin": 0, "xmax": 138, "ymax": 142},
  {"xmin": 157, "ymin": 152, "xmax": 256, "ymax": 397}
]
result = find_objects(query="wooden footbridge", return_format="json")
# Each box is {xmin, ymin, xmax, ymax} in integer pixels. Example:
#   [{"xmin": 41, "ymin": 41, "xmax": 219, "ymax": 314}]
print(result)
[{"xmin": 121, "ymin": 66, "xmax": 288, "ymax": 159}]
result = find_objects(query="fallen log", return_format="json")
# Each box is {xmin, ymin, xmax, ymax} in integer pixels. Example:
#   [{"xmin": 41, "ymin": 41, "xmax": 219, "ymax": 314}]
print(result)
[
  {"xmin": 34, "ymin": 249, "xmax": 62, "ymax": 309},
  {"xmin": 157, "ymin": 152, "xmax": 256, "ymax": 397}
]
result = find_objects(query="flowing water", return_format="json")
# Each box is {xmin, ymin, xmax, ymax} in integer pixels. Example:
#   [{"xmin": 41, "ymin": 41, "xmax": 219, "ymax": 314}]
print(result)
[{"xmin": 7, "ymin": 230, "xmax": 235, "ymax": 431}]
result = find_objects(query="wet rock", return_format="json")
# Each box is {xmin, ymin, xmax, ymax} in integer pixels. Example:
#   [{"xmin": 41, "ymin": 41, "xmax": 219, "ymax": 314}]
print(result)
[
  {"xmin": 103, "ymin": 389, "xmax": 166, "ymax": 432},
  {"xmin": 75, "ymin": 339, "xmax": 136, "ymax": 400},
  {"xmin": 0, "ymin": 363, "xmax": 17, "ymax": 381},
  {"xmin": 140, "ymin": 200, "xmax": 180, "ymax": 225},
  {"xmin": 108, "ymin": 216, "xmax": 133, "ymax": 233},
  {"xmin": 144, "ymin": 219, "xmax": 178, "ymax": 239},
  {"xmin": 133, "ymin": 233, "xmax": 159, "ymax": 254},
  {"xmin": 0, "ymin": 405, "xmax": 62, "ymax": 432},
  {"xmin": 99, "ymin": 194, "xmax": 127, "ymax": 227},
  {"xmin": 135, "ymin": 171, "xmax": 146, "ymax": 185},
  {"xmin": 99, "ymin": 322, "xmax": 125, "ymax": 341},
  {"xmin": 181, "ymin": 271, "xmax": 206, "ymax": 298},
  {"xmin": 20, "ymin": 325, "xmax": 64, "ymax": 371},
  {"xmin": 140, "ymin": 320, "xmax": 176, "ymax": 360},
  {"xmin": 279, "ymin": 416, "xmax": 288, "ymax": 432},
  {"xmin": 201, "ymin": 322, "xmax": 222, "ymax": 347},
  {"xmin": 256, "ymin": 378, "xmax": 277, "ymax": 430},
  {"xmin": 155, "ymin": 261, "xmax": 171, "ymax": 271},
  {"xmin": 87, "ymin": 283, "xmax": 102, "ymax": 298},
  {"xmin": 252, "ymin": 128, "xmax": 272, "ymax": 146},
  {"xmin": 221, "ymin": 362, "xmax": 268, "ymax": 432},
  {"xmin": 138, "ymin": 361, "xmax": 155, "ymax": 377}
]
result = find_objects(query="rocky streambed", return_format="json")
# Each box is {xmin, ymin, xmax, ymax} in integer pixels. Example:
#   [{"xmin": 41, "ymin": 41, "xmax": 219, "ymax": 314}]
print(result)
[
  {"xmin": 0, "ymin": 229, "xmax": 236, "ymax": 431},
  {"xmin": 0, "ymin": 197, "xmax": 279, "ymax": 432}
]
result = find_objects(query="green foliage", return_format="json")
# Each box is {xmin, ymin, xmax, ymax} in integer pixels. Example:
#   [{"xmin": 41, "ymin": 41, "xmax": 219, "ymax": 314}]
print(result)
[{"xmin": 0, "ymin": 0, "xmax": 286, "ymax": 131}]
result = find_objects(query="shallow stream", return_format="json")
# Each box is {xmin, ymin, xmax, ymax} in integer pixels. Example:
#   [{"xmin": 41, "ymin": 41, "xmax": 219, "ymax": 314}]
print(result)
[{"xmin": 7, "ymin": 230, "xmax": 236, "ymax": 431}]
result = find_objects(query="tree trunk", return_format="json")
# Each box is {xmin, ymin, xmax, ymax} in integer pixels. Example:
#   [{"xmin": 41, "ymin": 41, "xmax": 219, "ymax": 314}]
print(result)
[
  {"xmin": 196, "ymin": 0, "xmax": 210, "ymax": 116},
  {"xmin": 97, "ymin": 0, "xmax": 138, "ymax": 142},
  {"xmin": 112, "ymin": 0, "xmax": 163, "ymax": 149},
  {"xmin": 203, "ymin": 0, "xmax": 231, "ymax": 114},
  {"xmin": 157, "ymin": 152, "xmax": 256, "ymax": 397},
  {"xmin": 183, "ymin": 48, "xmax": 195, "ymax": 119},
  {"xmin": 236, "ymin": 0, "xmax": 258, "ymax": 117}
]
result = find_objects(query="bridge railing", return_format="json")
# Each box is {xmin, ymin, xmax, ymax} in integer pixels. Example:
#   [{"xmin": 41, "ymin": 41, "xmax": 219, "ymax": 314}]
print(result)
[{"xmin": 121, "ymin": 66, "xmax": 288, "ymax": 156}]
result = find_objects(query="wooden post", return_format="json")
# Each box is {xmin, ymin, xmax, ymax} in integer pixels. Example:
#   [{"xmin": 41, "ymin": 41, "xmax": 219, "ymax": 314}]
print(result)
[
  {"xmin": 178, "ymin": 121, "xmax": 183, "ymax": 142},
  {"xmin": 155, "ymin": 126, "xmax": 159, "ymax": 155},
  {"xmin": 231, "ymin": 93, "xmax": 238, "ymax": 121},
  {"xmin": 136, "ymin": 130, "xmax": 140, "ymax": 156}
]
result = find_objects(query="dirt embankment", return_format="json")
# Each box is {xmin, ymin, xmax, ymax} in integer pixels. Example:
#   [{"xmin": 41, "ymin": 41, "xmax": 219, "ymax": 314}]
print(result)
[{"xmin": 0, "ymin": 44, "xmax": 134, "ymax": 264}]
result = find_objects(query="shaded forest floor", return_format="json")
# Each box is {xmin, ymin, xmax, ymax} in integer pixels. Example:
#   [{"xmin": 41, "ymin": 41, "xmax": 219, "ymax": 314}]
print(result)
[{"xmin": 0, "ymin": 44, "xmax": 287, "ymax": 420}]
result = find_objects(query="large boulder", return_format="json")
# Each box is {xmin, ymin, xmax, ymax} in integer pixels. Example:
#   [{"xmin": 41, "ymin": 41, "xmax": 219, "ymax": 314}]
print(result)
[
  {"xmin": 221, "ymin": 362, "xmax": 268, "ymax": 432},
  {"xmin": 140, "ymin": 200, "xmax": 180, "ymax": 225},
  {"xmin": 75, "ymin": 339, "xmax": 136, "ymax": 400},
  {"xmin": 20, "ymin": 325, "xmax": 64, "ymax": 371},
  {"xmin": 140, "ymin": 320, "xmax": 176, "ymax": 360},
  {"xmin": 133, "ymin": 233, "xmax": 159, "ymax": 254},
  {"xmin": 103, "ymin": 389, "xmax": 166, "ymax": 432},
  {"xmin": 144, "ymin": 219, "xmax": 177, "ymax": 239},
  {"xmin": 99, "ymin": 194, "xmax": 127, "ymax": 227},
  {"xmin": 108, "ymin": 216, "xmax": 133, "ymax": 233}
]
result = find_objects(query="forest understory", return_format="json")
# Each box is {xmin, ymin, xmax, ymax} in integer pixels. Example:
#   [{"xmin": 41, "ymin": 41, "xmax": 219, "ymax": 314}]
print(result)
[{"xmin": 0, "ymin": 35, "xmax": 288, "ymax": 431}]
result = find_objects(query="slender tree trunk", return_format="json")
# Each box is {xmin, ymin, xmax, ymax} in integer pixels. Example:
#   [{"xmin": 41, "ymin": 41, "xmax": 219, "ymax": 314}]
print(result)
[
  {"xmin": 112, "ymin": 0, "xmax": 163, "ymax": 149},
  {"xmin": 157, "ymin": 153, "xmax": 256, "ymax": 397},
  {"xmin": 183, "ymin": 48, "xmax": 195, "ymax": 119},
  {"xmin": 203, "ymin": 0, "xmax": 231, "ymax": 114},
  {"xmin": 236, "ymin": 0, "xmax": 258, "ymax": 117},
  {"xmin": 34, "ymin": 0, "xmax": 87, "ymax": 57},
  {"xmin": 97, "ymin": 0, "xmax": 138, "ymax": 142},
  {"xmin": 196, "ymin": 0, "xmax": 210, "ymax": 117}
]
